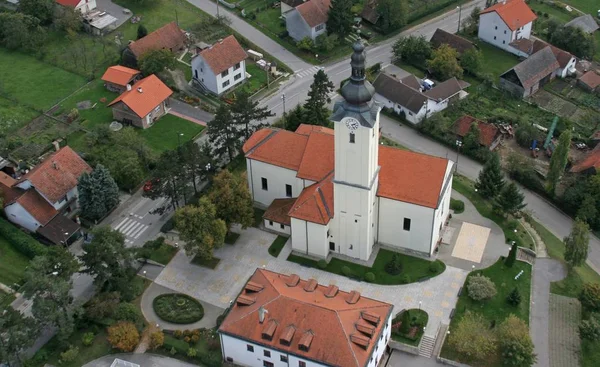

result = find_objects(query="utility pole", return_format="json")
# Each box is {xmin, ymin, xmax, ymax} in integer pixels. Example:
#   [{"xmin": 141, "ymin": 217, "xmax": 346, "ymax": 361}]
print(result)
[
  {"xmin": 455, "ymin": 140, "xmax": 462, "ymax": 173},
  {"xmin": 457, "ymin": 5, "xmax": 462, "ymax": 33},
  {"xmin": 216, "ymin": 0, "xmax": 220, "ymax": 19},
  {"xmin": 281, "ymin": 93, "xmax": 286, "ymax": 115}
]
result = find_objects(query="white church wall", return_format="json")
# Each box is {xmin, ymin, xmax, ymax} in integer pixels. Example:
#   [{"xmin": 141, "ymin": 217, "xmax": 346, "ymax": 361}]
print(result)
[
  {"xmin": 290, "ymin": 218, "xmax": 329, "ymax": 258},
  {"xmin": 429, "ymin": 162, "xmax": 453, "ymax": 253},
  {"xmin": 263, "ymin": 219, "xmax": 291, "ymax": 235},
  {"xmin": 246, "ymin": 159, "xmax": 304, "ymax": 207}
]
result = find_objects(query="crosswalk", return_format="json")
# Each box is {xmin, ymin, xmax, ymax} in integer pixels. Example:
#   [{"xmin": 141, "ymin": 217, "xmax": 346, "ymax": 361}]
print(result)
[
  {"xmin": 295, "ymin": 66, "xmax": 323, "ymax": 78},
  {"xmin": 113, "ymin": 216, "xmax": 149, "ymax": 244}
]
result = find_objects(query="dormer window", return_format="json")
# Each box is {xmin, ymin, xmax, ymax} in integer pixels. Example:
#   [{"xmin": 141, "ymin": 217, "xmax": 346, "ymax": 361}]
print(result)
[{"xmin": 349, "ymin": 133, "xmax": 355, "ymax": 143}]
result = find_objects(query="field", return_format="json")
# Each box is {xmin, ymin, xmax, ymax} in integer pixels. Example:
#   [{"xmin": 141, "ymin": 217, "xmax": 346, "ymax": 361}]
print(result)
[
  {"xmin": 0, "ymin": 96, "xmax": 39, "ymax": 135},
  {"xmin": 0, "ymin": 236, "xmax": 30, "ymax": 287},
  {"xmin": 136, "ymin": 114, "xmax": 205, "ymax": 153},
  {"xmin": 58, "ymin": 79, "xmax": 118, "ymax": 130}
]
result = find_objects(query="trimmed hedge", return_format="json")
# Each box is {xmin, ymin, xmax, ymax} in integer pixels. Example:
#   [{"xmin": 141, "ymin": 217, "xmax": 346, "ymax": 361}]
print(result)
[{"xmin": 0, "ymin": 218, "xmax": 47, "ymax": 258}]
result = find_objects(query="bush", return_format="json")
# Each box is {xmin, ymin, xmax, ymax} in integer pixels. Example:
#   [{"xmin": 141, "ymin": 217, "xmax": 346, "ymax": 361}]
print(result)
[
  {"xmin": 174, "ymin": 330, "xmax": 183, "ymax": 339},
  {"xmin": 150, "ymin": 331, "xmax": 165, "ymax": 350},
  {"xmin": 450, "ymin": 198, "xmax": 464, "ymax": 213},
  {"xmin": 385, "ymin": 254, "xmax": 403, "ymax": 275},
  {"xmin": 59, "ymin": 346, "xmax": 79, "ymax": 364},
  {"xmin": 153, "ymin": 294, "xmax": 205, "ymax": 324},
  {"xmin": 429, "ymin": 261, "xmax": 443, "ymax": 273},
  {"xmin": 170, "ymin": 346, "xmax": 177, "ymax": 355},
  {"xmin": 365, "ymin": 272, "xmax": 375, "ymax": 282},
  {"xmin": 184, "ymin": 336, "xmax": 191, "ymax": 343},
  {"xmin": 187, "ymin": 348, "xmax": 197, "ymax": 357},
  {"xmin": 467, "ymin": 274, "xmax": 497, "ymax": 301},
  {"xmin": 191, "ymin": 334, "xmax": 200, "ymax": 343},
  {"xmin": 579, "ymin": 314, "xmax": 600, "ymax": 340},
  {"xmin": 506, "ymin": 287, "xmax": 522, "ymax": 306},
  {"xmin": 580, "ymin": 283, "xmax": 600, "ymax": 311},
  {"xmin": 208, "ymin": 337, "xmax": 221, "ymax": 351},
  {"xmin": 400, "ymin": 274, "xmax": 411, "ymax": 284},
  {"xmin": 341, "ymin": 266, "xmax": 352, "ymax": 277},
  {"xmin": 114, "ymin": 303, "xmax": 142, "ymax": 324},
  {"xmin": 85, "ymin": 292, "xmax": 120, "ymax": 321},
  {"xmin": 107, "ymin": 321, "xmax": 140, "ymax": 352},
  {"xmin": 317, "ymin": 259, "xmax": 327, "ymax": 269},
  {"xmin": 81, "ymin": 332, "xmax": 95, "ymax": 347},
  {"xmin": 0, "ymin": 218, "xmax": 48, "ymax": 258}
]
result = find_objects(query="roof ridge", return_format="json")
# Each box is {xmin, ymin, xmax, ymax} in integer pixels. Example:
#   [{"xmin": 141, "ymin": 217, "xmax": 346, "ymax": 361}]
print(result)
[
  {"xmin": 246, "ymin": 129, "xmax": 279, "ymax": 155},
  {"xmin": 334, "ymin": 305, "xmax": 361, "ymax": 367}
]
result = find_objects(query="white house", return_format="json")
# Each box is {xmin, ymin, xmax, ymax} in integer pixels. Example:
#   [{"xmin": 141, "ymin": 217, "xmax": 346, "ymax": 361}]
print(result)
[
  {"xmin": 478, "ymin": 0, "xmax": 537, "ymax": 56},
  {"xmin": 373, "ymin": 73, "xmax": 469, "ymax": 125},
  {"xmin": 56, "ymin": 0, "xmax": 97, "ymax": 14},
  {"xmin": 0, "ymin": 146, "xmax": 92, "ymax": 245},
  {"xmin": 219, "ymin": 269, "xmax": 393, "ymax": 367},
  {"xmin": 285, "ymin": 0, "xmax": 330, "ymax": 42},
  {"xmin": 243, "ymin": 43, "xmax": 453, "ymax": 260},
  {"xmin": 191, "ymin": 35, "xmax": 248, "ymax": 96}
]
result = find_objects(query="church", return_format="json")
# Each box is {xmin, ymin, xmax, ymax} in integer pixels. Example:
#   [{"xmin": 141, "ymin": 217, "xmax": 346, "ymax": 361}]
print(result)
[{"xmin": 242, "ymin": 42, "xmax": 454, "ymax": 261}]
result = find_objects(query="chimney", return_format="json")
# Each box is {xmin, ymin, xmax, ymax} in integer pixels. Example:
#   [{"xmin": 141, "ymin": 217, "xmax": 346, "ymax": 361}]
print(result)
[
  {"xmin": 258, "ymin": 306, "xmax": 268, "ymax": 324},
  {"xmin": 52, "ymin": 140, "xmax": 60, "ymax": 152},
  {"xmin": 126, "ymin": 84, "xmax": 132, "ymax": 91},
  {"xmin": 52, "ymin": 161, "xmax": 58, "ymax": 169},
  {"xmin": 218, "ymin": 38, "xmax": 223, "ymax": 44},
  {"xmin": 137, "ymin": 87, "xmax": 143, "ymax": 93}
]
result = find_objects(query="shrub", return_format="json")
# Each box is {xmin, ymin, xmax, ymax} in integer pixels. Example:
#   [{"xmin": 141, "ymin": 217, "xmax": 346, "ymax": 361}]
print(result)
[
  {"xmin": 365, "ymin": 272, "xmax": 375, "ymax": 282},
  {"xmin": 429, "ymin": 261, "xmax": 443, "ymax": 273},
  {"xmin": 184, "ymin": 336, "xmax": 191, "ymax": 343},
  {"xmin": 498, "ymin": 315, "xmax": 536, "ymax": 367},
  {"xmin": 400, "ymin": 274, "xmax": 411, "ymax": 284},
  {"xmin": 505, "ymin": 242, "xmax": 518, "ymax": 268},
  {"xmin": 114, "ymin": 303, "xmax": 142, "ymax": 324},
  {"xmin": 107, "ymin": 321, "xmax": 140, "ymax": 352},
  {"xmin": 341, "ymin": 266, "xmax": 352, "ymax": 277},
  {"xmin": 170, "ymin": 346, "xmax": 177, "ymax": 355},
  {"xmin": 153, "ymin": 294, "xmax": 205, "ymax": 324},
  {"xmin": 317, "ymin": 259, "xmax": 327, "ymax": 269},
  {"xmin": 174, "ymin": 330, "xmax": 183, "ymax": 339},
  {"xmin": 187, "ymin": 348, "xmax": 198, "ymax": 357},
  {"xmin": 579, "ymin": 314, "xmax": 600, "ymax": 340},
  {"xmin": 580, "ymin": 283, "xmax": 600, "ymax": 311},
  {"xmin": 506, "ymin": 287, "xmax": 522, "ymax": 306},
  {"xmin": 385, "ymin": 254, "xmax": 403, "ymax": 275},
  {"xmin": 150, "ymin": 331, "xmax": 165, "ymax": 350},
  {"xmin": 450, "ymin": 199, "xmax": 465, "ymax": 213},
  {"xmin": 59, "ymin": 346, "xmax": 79, "ymax": 364},
  {"xmin": 0, "ymin": 218, "xmax": 47, "ymax": 258},
  {"xmin": 191, "ymin": 334, "xmax": 200, "ymax": 343},
  {"xmin": 81, "ymin": 332, "xmax": 95, "ymax": 346},
  {"xmin": 467, "ymin": 274, "xmax": 497, "ymax": 301},
  {"xmin": 208, "ymin": 337, "xmax": 221, "ymax": 351}
]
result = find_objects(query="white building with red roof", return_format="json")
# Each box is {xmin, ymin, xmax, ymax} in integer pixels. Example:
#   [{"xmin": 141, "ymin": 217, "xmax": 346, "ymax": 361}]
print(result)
[
  {"xmin": 478, "ymin": 0, "xmax": 537, "ymax": 56},
  {"xmin": 191, "ymin": 35, "xmax": 248, "ymax": 95},
  {"xmin": 285, "ymin": 0, "xmax": 331, "ymax": 42},
  {"xmin": 55, "ymin": 0, "xmax": 97, "ymax": 14},
  {"xmin": 243, "ymin": 43, "xmax": 453, "ymax": 260},
  {"xmin": 219, "ymin": 269, "xmax": 393, "ymax": 367}
]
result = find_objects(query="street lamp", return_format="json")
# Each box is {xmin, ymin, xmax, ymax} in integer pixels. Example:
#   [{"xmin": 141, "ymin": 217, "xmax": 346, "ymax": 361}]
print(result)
[
  {"xmin": 455, "ymin": 140, "xmax": 462, "ymax": 173},
  {"xmin": 419, "ymin": 301, "xmax": 422, "ymax": 310},
  {"xmin": 456, "ymin": 5, "xmax": 462, "ymax": 33},
  {"xmin": 177, "ymin": 132, "xmax": 184, "ymax": 147}
]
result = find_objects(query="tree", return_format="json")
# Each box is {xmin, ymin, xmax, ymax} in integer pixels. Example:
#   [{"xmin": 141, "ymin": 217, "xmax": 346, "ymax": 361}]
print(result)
[
  {"xmin": 515, "ymin": 123, "xmax": 538, "ymax": 148},
  {"xmin": 549, "ymin": 25, "xmax": 595, "ymax": 59},
  {"xmin": 426, "ymin": 44, "xmax": 463, "ymax": 80},
  {"xmin": 0, "ymin": 12, "xmax": 46, "ymax": 51},
  {"xmin": 327, "ymin": 0, "xmax": 353, "ymax": 39},
  {"xmin": 230, "ymin": 90, "xmax": 274, "ymax": 139},
  {"xmin": 180, "ymin": 141, "xmax": 215, "ymax": 195},
  {"xmin": 498, "ymin": 315, "xmax": 536, "ymax": 367},
  {"xmin": 392, "ymin": 35, "xmax": 432, "ymax": 66},
  {"xmin": 78, "ymin": 164, "xmax": 120, "ymax": 222},
  {"xmin": 448, "ymin": 311, "xmax": 497, "ymax": 362},
  {"xmin": 303, "ymin": 70, "xmax": 335, "ymax": 126},
  {"xmin": 507, "ymin": 287, "xmax": 522, "ymax": 306},
  {"xmin": 485, "ymin": 0, "xmax": 498, "ymax": 7},
  {"xmin": 467, "ymin": 274, "xmax": 497, "ymax": 301},
  {"xmin": 137, "ymin": 24, "xmax": 148, "ymax": 40},
  {"xmin": 505, "ymin": 241, "xmax": 518, "ymax": 267},
  {"xmin": 463, "ymin": 121, "xmax": 481, "ymax": 153},
  {"xmin": 107, "ymin": 321, "xmax": 140, "ymax": 352},
  {"xmin": 564, "ymin": 219, "xmax": 590, "ymax": 268},
  {"xmin": 547, "ymin": 129, "xmax": 571, "ymax": 194},
  {"xmin": 576, "ymin": 194, "xmax": 597, "ymax": 228},
  {"xmin": 580, "ymin": 283, "xmax": 600, "ymax": 311},
  {"xmin": 284, "ymin": 105, "xmax": 307, "ymax": 131},
  {"xmin": 150, "ymin": 331, "xmax": 165, "ymax": 350},
  {"xmin": 85, "ymin": 292, "xmax": 121, "ymax": 321},
  {"xmin": 80, "ymin": 226, "xmax": 136, "ymax": 295},
  {"xmin": 208, "ymin": 170, "xmax": 253, "ymax": 230},
  {"xmin": 138, "ymin": 49, "xmax": 175, "ymax": 76},
  {"xmin": 316, "ymin": 33, "xmax": 339, "ymax": 52},
  {"xmin": 462, "ymin": 6, "xmax": 481, "ymax": 35},
  {"xmin": 475, "ymin": 154, "xmax": 505, "ymax": 199},
  {"xmin": 0, "ymin": 308, "xmax": 38, "ymax": 366},
  {"xmin": 297, "ymin": 37, "xmax": 315, "ymax": 51},
  {"xmin": 460, "ymin": 48, "xmax": 483, "ymax": 75},
  {"xmin": 54, "ymin": 5, "xmax": 82, "ymax": 32},
  {"xmin": 18, "ymin": 0, "xmax": 55, "ymax": 26},
  {"xmin": 377, "ymin": 0, "xmax": 408, "ymax": 33},
  {"xmin": 207, "ymin": 104, "xmax": 243, "ymax": 163},
  {"xmin": 144, "ymin": 149, "xmax": 188, "ymax": 210},
  {"xmin": 494, "ymin": 182, "xmax": 526, "ymax": 216},
  {"xmin": 174, "ymin": 197, "xmax": 227, "ymax": 260},
  {"xmin": 579, "ymin": 313, "xmax": 600, "ymax": 340}
]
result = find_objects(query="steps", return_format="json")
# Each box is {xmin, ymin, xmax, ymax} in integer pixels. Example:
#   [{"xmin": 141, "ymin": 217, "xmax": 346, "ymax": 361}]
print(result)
[{"xmin": 419, "ymin": 335, "xmax": 436, "ymax": 358}]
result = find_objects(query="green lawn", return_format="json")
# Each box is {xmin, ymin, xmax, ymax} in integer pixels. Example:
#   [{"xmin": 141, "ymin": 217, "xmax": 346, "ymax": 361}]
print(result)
[
  {"xmin": 148, "ymin": 243, "xmax": 178, "ymax": 265},
  {"xmin": 253, "ymin": 208, "xmax": 266, "ymax": 227},
  {"xmin": 474, "ymin": 40, "xmax": 520, "ymax": 79},
  {"xmin": 268, "ymin": 235, "xmax": 288, "ymax": 257},
  {"xmin": 31, "ymin": 328, "xmax": 113, "ymax": 367},
  {"xmin": 0, "ymin": 48, "xmax": 87, "ymax": 111},
  {"xmin": 288, "ymin": 248, "xmax": 446, "ymax": 285},
  {"xmin": 440, "ymin": 258, "xmax": 532, "ymax": 365},
  {"xmin": 59, "ymin": 79, "xmax": 118, "ymax": 130},
  {"xmin": 530, "ymin": 2, "xmax": 577, "ymax": 23},
  {"xmin": 241, "ymin": 62, "xmax": 268, "ymax": 95},
  {"xmin": 0, "ymin": 290, "xmax": 16, "ymax": 309},
  {"xmin": 561, "ymin": 0, "xmax": 598, "ymax": 14},
  {"xmin": 0, "ymin": 236, "xmax": 30, "ymax": 287},
  {"xmin": 137, "ymin": 114, "xmax": 205, "ymax": 153},
  {"xmin": 0, "ymin": 96, "xmax": 39, "ymax": 135}
]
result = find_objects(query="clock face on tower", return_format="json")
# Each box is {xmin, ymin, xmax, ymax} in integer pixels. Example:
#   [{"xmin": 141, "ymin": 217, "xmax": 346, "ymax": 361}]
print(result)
[{"xmin": 343, "ymin": 117, "xmax": 360, "ymax": 131}]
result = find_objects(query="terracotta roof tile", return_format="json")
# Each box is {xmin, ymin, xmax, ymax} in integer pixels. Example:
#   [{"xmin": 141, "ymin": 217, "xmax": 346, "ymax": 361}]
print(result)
[
  {"xmin": 55, "ymin": 0, "xmax": 82, "ymax": 7},
  {"xmin": 245, "ymin": 129, "xmax": 309, "ymax": 171},
  {"xmin": 0, "ymin": 173, "xmax": 22, "ymax": 207},
  {"xmin": 129, "ymin": 22, "xmax": 186, "ymax": 58},
  {"xmin": 378, "ymin": 146, "xmax": 448, "ymax": 208},
  {"xmin": 263, "ymin": 198, "xmax": 296, "ymax": 225},
  {"xmin": 571, "ymin": 144, "xmax": 600, "ymax": 173},
  {"xmin": 579, "ymin": 71, "xmax": 600, "ymax": 89},
  {"xmin": 108, "ymin": 75, "xmax": 173, "ymax": 118},
  {"xmin": 480, "ymin": 0, "xmax": 537, "ymax": 31},
  {"xmin": 19, "ymin": 146, "xmax": 92, "ymax": 204},
  {"xmin": 0, "ymin": 172, "xmax": 15, "ymax": 188},
  {"xmin": 242, "ymin": 128, "xmax": 275, "ymax": 153},
  {"xmin": 296, "ymin": 0, "xmax": 331, "ymax": 28},
  {"xmin": 219, "ymin": 269, "xmax": 393, "ymax": 367},
  {"xmin": 295, "ymin": 124, "xmax": 334, "ymax": 136},
  {"xmin": 454, "ymin": 115, "xmax": 500, "ymax": 147},
  {"xmin": 17, "ymin": 190, "xmax": 57, "ymax": 225},
  {"xmin": 197, "ymin": 35, "xmax": 247, "ymax": 75},
  {"xmin": 297, "ymin": 132, "xmax": 334, "ymax": 181},
  {"xmin": 288, "ymin": 172, "xmax": 333, "ymax": 225},
  {"xmin": 101, "ymin": 65, "xmax": 141, "ymax": 87}
]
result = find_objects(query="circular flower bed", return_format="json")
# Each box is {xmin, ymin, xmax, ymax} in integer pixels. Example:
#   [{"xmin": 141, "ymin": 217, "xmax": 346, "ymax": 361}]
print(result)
[{"xmin": 153, "ymin": 293, "xmax": 204, "ymax": 324}]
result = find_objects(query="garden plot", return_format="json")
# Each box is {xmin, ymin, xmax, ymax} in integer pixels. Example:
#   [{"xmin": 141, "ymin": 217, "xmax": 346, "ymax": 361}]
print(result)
[
  {"xmin": 530, "ymin": 90, "xmax": 579, "ymax": 119},
  {"xmin": 10, "ymin": 116, "xmax": 80, "ymax": 162}
]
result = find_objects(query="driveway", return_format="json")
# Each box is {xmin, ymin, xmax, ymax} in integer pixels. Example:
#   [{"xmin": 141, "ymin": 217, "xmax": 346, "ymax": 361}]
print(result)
[
  {"xmin": 169, "ymin": 97, "xmax": 213, "ymax": 125},
  {"xmin": 96, "ymin": 0, "xmax": 132, "ymax": 29},
  {"xmin": 83, "ymin": 353, "xmax": 198, "ymax": 367}
]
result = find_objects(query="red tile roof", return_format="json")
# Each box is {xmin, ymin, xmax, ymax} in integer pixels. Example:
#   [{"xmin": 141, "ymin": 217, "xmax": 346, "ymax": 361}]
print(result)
[
  {"xmin": 288, "ymin": 172, "xmax": 334, "ymax": 225},
  {"xmin": 531, "ymin": 39, "xmax": 574, "ymax": 68},
  {"xmin": 245, "ymin": 129, "xmax": 309, "ymax": 171},
  {"xmin": 55, "ymin": 0, "xmax": 82, "ymax": 7},
  {"xmin": 454, "ymin": 115, "xmax": 500, "ymax": 148},
  {"xmin": 0, "ymin": 173, "xmax": 22, "ymax": 207},
  {"xmin": 128, "ymin": 22, "xmax": 186, "ymax": 58},
  {"xmin": 108, "ymin": 75, "xmax": 173, "ymax": 118},
  {"xmin": 297, "ymin": 132, "xmax": 334, "ymax": 181},
  {"xmin": 579, "ymin": 71, "xmax": 600, "ymax": 90},
  {"xmin": 480, "ymin": 0, "xmax": 537, "ymax": 31},
  {"xmin": 378, "ymin": 146, "xmax": 449, "ymax": 208},
  {"xmin": 0, "ymin": 172, "xmax": 15, "ymax": 188},
  {"xmin": 295, "ymin": 124, "xmax": 334, "ymax": 136},
  {"xmin": 296, "ymin": 0, "xmax": 331, "ymax": 28},
  {"xmin": 16, "ymin": 190, "xmax": 58, "ymax": 225},
  {"xmin": 263, "ymin": 198, "xmax": 296, "ymax": 226},
  {"xmin": 197, "ymin": 35, "xmax": 247, "ymax": 75},
  {"xmin": 219, "ymin": 269, "xmax": 393, "ymax": 367},
  {"xmin": 101, "ymin": 65, "xmax": 141, "ymax": 87},
  {"xmin": 19, "ymin": 146, "xmax": 92, "ymax": 204},
  {"xmin": 571, "ymin": 144, "xmax": 600, "ymax": 173}
]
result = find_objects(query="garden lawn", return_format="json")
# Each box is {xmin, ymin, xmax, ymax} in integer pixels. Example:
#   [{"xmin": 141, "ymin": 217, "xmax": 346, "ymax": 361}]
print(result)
[
  {"xmin": 529, "ymin": 2, "xmax": 576, "ymax": 23},
  {"xmin": 59, "ymin": 79, "xmax": 118, "ymax": 130},
  {"xmin": 440, "ymin": 258, "xmax": 532, "ymax": 365},
  {"xmin": 268, "ymin": 235, "xmax": 288, "ymax": 257},
  {"xmin": 0, "ymin": 235, "xmax": 30, "ymax": 286},
  {"xmin": 474, "ymin": 40, "xmax": 520, "ymax": 79},
  {"xmin": 148, "ymin": 243, "xmax": 178, "ymax": 265},
  {"xmin": 0, "ymin": 48, "xmax": 87, "ymax": 111},
  {"xmin": 391, "ymin": 309, "xmax": 429, "ymax": 346},
  {"xmin": 0, "ymin": 96, "xmax": 39, "ymax": 135},
  {"xmin": 137, "ymin": 114, "xmax": 205, "ymax": 153},
  {"xmin": 0, "ymin": 290, "xmax": 15, "ymax": 309},
  {"xmin": 288, "ymin": 249, "xmax": 445, "ymax": 285},
  {"xmin": 561, "ymin": 0, "xmax": 597, "ymax": 15},
  {"xmin": 31, "ymin": 328, "xmax": 113, "ymax": 367},
  {"xmin": 241, "ymin": 63, "xmax": 268, "ymax": 95}
]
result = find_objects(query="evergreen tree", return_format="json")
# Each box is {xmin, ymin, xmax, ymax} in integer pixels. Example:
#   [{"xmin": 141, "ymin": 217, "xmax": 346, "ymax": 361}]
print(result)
[
  {"xmin": 475, "ymin": 154, "xmax": 505, "ymax": 199},
  {"xmin": 326, "ymin": 0, "xmax": 353, "ymax": 39},
  {"xmin": 564, "ymin": 219, "xmax": 590, "ymax": 268},
  {"xmin": 0, "ymin": 308, "xmax": 39, "ymax": 366},
  {"xmin": 137, "ymin": 24, "xmax": 148, "ymax": 40},
  {"xmin": 506, "ymin": 287, "xmax": 522, "ymax": 306},
  {"xmin": 230, "ymin": 91, "xmax": 274, "ymax": 139},
  {"xmin": 207, "ymin": 104, "xmax": 243, "ymax": 163},
  {"xmin": 303, "ymin": 70, "xmax": 335, "ymax": 126},
  {"xmin": 505, "ymin": 241, "xmax": 518, "ymax": 267},
  {"xmin": 547, "ymin": 129, "xmax": 571, "ymax": 194},
  {"xmin": 494, "ymin": 182, "xmax": 526, "ymax": 216},
  {"xmin": 377, "ymin": 0, "xmax": 408, "ymax": 33},
  {"xmin": 284, "ymin": 105, "xmax": 306, "ymax": 131},
  {"xmin": 78, "ymin": 164, "xmax": 120, "ymax": 222}
]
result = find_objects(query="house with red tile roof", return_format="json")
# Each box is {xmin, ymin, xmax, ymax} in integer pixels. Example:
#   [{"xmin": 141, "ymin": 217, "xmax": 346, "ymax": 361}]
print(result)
[
  {"xmin": 123, "ymin": 22, "xmax": 186, "ymax": 65},
  {"xmin": 191, "ymin": 35, "xmax": 248, "ymax": 95},
  {"xmin": 578, "ymin": 70, "xmax": 600, "ymax": 93},
  {"xmin": 453, "ymin": 115, "xmax": 502, "ymax": 150},
  {"xmin": 101, "ymin": 65, "xmax": 142, "ymax": 93},
  {"xmin": 55, "ymin": 0, "xmax": 96, "ymax": 14},
  {"xmin": 571, "ymin": 144, "xmax": 600, "ymax": 174},
  {"xmin": 1, "ymin": 146, "xmax": 92, "ymax": 245},
  {"xmin": 219, "ymin": 269, "xmax": 393, "ymax": 367},
  {"xmin": 243, "ymin": 43, "xmax": 453, "ymax": 260},
  {"xmin": 285, "ymin": 0, "xmax": 331, "ymax": 42},
  {"xmin": 478, "ymin": 0, "xmax": 537, "ymax": 56},
  {"xmin": 108, "ymin": 74, "xmax": 173, "ymax": 129}
]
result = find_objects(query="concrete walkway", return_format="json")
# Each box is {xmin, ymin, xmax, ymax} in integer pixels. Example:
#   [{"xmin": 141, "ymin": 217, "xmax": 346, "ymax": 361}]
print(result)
[{"xmin": 83, "ymin": 353, "xmax": 198, "ymax": 367}]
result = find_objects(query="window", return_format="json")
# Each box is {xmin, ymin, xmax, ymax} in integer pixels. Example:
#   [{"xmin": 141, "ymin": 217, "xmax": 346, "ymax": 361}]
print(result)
[
  {"xmin": 264, "ymin": 350, "xmax": 271, "ymax": 358},
  {"xmin": 200, "ymin": 68, "xmax": 203, "ymax": 72},
  {"xmin": 247, "ymin": 345, "xmax": 254, "ymax": 352},
  {"xmin": 408, "ymin": 111, "xmax": 413, "ymax": 116},
  {"xmin": 286, "ymin": 184, "xmax": 292, "ymax": 197},
  {"xmin": 494, "ymin": 36, "xmax": 497, "ymax": 40},
  {"xmin": 281, "ymin": 355, "xmax": 288, "ymax": 362},
  {"xmin": 234, "ymin": 73, "xmax": 242, "ymax": 81},
  {"xmin": 60, "ymin": 195, "xmax": 68, "ymax": 203},
  {"xmin": 502, "ymin": 40, "xmax": 506, "ymax": 44},
  {"xmin": 234, "ymin": 62, "xmax": 241, "ymax": 70},
  {"xmin": 221, "ymin": 70, "xmax": 229, "ymax": 77},
  {"xmin": 263, "ymin": 362, "xmax": 274, "ymax": 367},
  {"xmin": 315, "ymin": 23, "xmax": 324, "ymax": 31},
  {"xmin": 269, "ymin": 220, "xmax": 274, "ymax": 226},
  {"xmin": 495, "ymin": 26, "xmax": 498, "ymax": 30},
  {"xmin": 504, "ymin": 30, "xmax": 507, "ymax": 34},
  {"xmin": 403, "ymin": 218, "xmax": 411, "ymax": 231},
  {"xmin": 194, "ymin": 70, "xmax": 198, "ymax": 79},
  {"xmin": 261, "ymin": 177, "xmax": 268, "ymax": 190},
  {"xmin": 329, "ymin": 242, "xmax": 335, "ymax": 251},
  {"xmin": 349, "ymin": 133, "xmax": 355, "ymax": 143},
  {"xmin": 222, "ymin": 80, "xmax": 230, "ymax": 88},
  {"xmin": 154, "ymin": 105, "xmax": 161, "ymax": 113},
  {"xmin": 280, "ymin": 224, "xmax": 285, "ymax": 229},
  {"xmin": 299, "ymin": 362, "xmax": 307, "ymax": 367}
]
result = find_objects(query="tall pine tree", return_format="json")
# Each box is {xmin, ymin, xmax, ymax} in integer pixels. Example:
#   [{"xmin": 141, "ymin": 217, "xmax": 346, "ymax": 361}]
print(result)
[
  {"xmin": 207, "ymin": 104, "xmax": 243, "ymax": 163},
  {"xmin": 494, "ymin": 182, "xmax": 526, "ymax": 216},
  {"xmin": 230, "ymin": 91, "xmax": 274, "ymax": 139},
  {"xmin": 78, "ymin": 164, "xmax": 120, "ymax": 222},
  {"xmin": 475, "ymin": 153, "xmax": 505, "ymax": 199},
  {"xmin": 326, "ymin": 0, "xmax": 353, "ymax": 39},
  {"xmin": 547, "ymin": 129, "xmax": 571, "ymax": 194},
  {"xmin": 304, "ymin": 69, "xmax": 335, "ymax": 126}
]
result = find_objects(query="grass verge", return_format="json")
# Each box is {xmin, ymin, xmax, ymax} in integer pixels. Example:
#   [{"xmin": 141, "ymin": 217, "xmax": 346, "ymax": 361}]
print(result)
[
  {"xmin": 192, "ymin": 256, "xmax": 221, "ymax": 269},
  {"xmin": 148, "ymin": 243, "xmax": 178, "ymax": 265},
  {"xmin": 268, "ymin": 235, "xmax": 288, "ymax": 258},
  {"xmin": 253, "ymin": 208, "xmax": 266, "ymax": 227}
]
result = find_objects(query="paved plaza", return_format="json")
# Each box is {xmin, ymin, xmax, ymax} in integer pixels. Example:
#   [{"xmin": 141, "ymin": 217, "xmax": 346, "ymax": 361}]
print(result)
[{"xmin": 451, "ymin": 222, "xmax": 490, "ymax": 263}]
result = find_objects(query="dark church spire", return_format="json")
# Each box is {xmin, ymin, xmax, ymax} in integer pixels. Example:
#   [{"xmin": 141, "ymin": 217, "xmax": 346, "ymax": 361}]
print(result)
[{"xmin": 340, "ymin": 41, "xmax": 374, "ymax": 106}]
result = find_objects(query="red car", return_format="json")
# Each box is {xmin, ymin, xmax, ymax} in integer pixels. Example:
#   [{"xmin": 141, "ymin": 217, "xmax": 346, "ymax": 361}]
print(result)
[{"xmin": 143, "ymin": 178, "xmax": 160, "ymax": 192}]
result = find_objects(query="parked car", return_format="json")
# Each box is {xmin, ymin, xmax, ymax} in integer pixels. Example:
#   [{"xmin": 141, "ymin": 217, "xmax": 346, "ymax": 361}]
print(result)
[{"xmin": 143, "ymin": 178, "xmax": 160, "ymax": 192}]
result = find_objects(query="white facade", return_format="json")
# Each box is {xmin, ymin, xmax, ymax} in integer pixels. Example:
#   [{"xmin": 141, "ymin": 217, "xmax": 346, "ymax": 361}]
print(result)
[
  {"xmin": 192, "ymin": 56, "xmax": 246, "ymax": 95},
  {"xmin": 286, "ymin": 10, "xmax": 327, "ymax": 42},
  {"xmin": 290, "ymin": 218, "xmax": 330, "ymax": 258},
  {"xmin": 374, "ymin": 93, "xmax": 468, "ymax": 125},
  {"xmin": 15, "ymin": 180, "xmax": 78, "ymax": 210},
  {"xmin": 74, "ymin": 0, "xmax": 97, "ymax": 14},
  {"xmin": 557, "ymin": 56, "xmax": 577, "ymax": 78},
  {"xmin": 246, "ymin": 159, "xmax": 312, "ymax": 207},
  {"xmin": 478, "ymin": 12, "xmax": 532, "ymax": 55},
  {"xmin": 4, "ymin": 203, "xmax": 42, "ymax": 232},
  {"xmin": 263, "ymin": 219, "xmax": 291, "ymax": 235}
]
